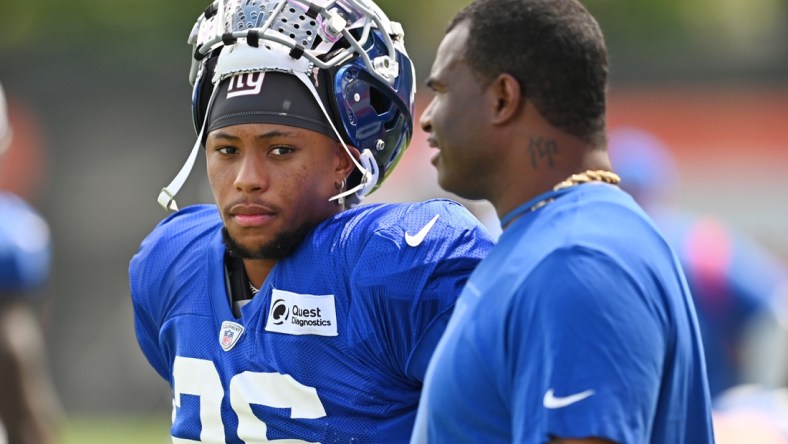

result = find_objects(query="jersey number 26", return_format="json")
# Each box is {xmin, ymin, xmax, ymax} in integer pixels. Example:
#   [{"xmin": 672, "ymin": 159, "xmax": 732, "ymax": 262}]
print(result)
[{"xmin": 172, "ymin": 356, "xmax": 327, "ymax": 443}]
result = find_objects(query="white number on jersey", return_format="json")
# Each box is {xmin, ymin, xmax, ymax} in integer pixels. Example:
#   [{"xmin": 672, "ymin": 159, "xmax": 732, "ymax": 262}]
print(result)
[{"xmin": 172, "ymin": 356, "xmax": 327, "ymax": 443}]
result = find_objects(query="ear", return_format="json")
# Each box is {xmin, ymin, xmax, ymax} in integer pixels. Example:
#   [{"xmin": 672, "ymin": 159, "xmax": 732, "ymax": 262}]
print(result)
[
  {"xmin": 489, "ymin": 73, "xmax": 522, "ymax": 125},
  {"xmin": 334, "ymin": 142, "xmax": 359, "ymax": 179}
]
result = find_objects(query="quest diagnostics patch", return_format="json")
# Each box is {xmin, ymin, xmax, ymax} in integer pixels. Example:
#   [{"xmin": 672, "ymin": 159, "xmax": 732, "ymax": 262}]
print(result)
[{"xmin": 264, "ymin": 289, "xmax": 338, "ymax": 336}]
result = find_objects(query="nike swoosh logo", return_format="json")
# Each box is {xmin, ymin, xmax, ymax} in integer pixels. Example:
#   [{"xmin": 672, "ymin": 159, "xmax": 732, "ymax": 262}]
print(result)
[
  {"xmin": 543, "ymin": 388, "xmax": 595, "ymax": 409},
  {"xmin": 405, "ymin": 214, "xmax": 440, "ymax": 247}
]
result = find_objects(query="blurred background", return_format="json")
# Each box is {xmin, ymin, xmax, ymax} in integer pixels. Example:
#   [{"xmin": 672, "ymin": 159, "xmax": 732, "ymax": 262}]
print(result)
[{"xmin": 1, "ymin": 0, "xmax": 787, "ymax": 441}]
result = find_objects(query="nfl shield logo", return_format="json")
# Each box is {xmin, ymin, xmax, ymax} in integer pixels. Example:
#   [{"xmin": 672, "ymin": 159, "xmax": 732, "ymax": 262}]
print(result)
[{"xmin": 218, "ymin": 321, "xmax": 245, "ymax": 352}]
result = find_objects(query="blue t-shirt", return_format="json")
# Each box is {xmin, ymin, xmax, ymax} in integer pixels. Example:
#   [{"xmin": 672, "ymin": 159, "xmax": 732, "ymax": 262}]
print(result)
[
  {"xmin": 0, "ymin": 192, "xmax": 51, "ymax": 294},
  {"xmin": 412, "ymin": 184, "xmax": 714, "ymax": 444},
  {"xmin": 129, "ymin": 199, "xmax": 493, "ymax": 443}
]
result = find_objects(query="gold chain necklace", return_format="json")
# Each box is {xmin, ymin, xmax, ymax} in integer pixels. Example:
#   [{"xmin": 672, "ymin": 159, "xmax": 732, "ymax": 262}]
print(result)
[
  {"xmin": 504, "ymin": 170, "xmax": 621, "ymax": 227},
  {"xmin": 530, "ymin": 169, "xmax": 621, "ymax": 211},
  {"xmin": 553, "ymin": 170, "xmax": 621, "ymax": 191}
]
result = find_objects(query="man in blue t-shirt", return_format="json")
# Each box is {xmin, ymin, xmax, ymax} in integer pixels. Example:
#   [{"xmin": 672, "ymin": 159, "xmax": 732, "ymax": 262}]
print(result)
[
  {"xmin": 129, "ymin": 2, "xmax": 493, "ymax": 443},
  {"xmin": 412, "ymin": 0, "xmax": 715, "ymax": 442}
]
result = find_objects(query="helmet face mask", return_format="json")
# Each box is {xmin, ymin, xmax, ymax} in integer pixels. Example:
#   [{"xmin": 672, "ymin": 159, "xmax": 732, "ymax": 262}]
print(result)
[{"xmin": 186, "ymin": 0, "xmax": 416, "ymax": 202}]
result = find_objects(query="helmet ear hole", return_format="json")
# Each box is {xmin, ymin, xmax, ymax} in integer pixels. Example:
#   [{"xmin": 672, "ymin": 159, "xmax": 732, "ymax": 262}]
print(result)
[
  {"xmin": 384, "ymin": 109, "xmax": 401, "ymax": 131},
  {"xmin": 368, "ymin": 86, "xmax": 390, "ymax": 115}
]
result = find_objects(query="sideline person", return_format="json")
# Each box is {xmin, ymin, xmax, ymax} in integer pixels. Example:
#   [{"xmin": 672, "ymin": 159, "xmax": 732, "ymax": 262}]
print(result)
[{"xmin": 411, "ymin": 0, "xmax": 715, "ymax": 442}]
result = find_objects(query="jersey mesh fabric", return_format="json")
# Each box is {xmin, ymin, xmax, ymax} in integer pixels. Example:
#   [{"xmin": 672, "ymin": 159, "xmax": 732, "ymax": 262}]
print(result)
[{"xmin": 130, "ymin": 200, "xmax": 493, "ymax": 443}]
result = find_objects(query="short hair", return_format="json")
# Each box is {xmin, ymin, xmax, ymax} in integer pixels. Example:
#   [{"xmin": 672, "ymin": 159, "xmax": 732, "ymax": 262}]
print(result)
[{"xmin": 448, "ymin": 0, "xmax": 608, "ymax": 146}]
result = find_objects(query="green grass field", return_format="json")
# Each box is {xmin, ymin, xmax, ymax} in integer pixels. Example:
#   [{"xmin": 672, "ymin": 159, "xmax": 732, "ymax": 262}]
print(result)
[{"xmin": 59, "ymin": 415, "xmax": 170, "ymax": 444}]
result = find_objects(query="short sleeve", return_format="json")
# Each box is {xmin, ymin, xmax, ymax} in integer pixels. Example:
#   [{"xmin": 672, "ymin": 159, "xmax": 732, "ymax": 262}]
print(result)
[
  {"xmin": 127, "ymin": 206, "xmax": 218, "ymax": 381},
  {"xmin": 511, "ymin": 246, "xmax": 667, "ymax": 444},
  {"xmin": 129, "ymin": 234, "xmax": 170, "ymax": 380}
]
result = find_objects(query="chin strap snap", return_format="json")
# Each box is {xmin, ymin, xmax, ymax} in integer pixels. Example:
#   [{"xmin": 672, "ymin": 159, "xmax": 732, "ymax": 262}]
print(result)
[{"xmin": 328, "ymin": 149, "xmax": 378, "ymax": 204}]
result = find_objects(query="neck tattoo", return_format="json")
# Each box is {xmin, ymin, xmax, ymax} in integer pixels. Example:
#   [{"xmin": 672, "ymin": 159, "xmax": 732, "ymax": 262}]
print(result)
[{"xmin": 249, "ymin": 281, "xmax": 260, "ymax": 295}]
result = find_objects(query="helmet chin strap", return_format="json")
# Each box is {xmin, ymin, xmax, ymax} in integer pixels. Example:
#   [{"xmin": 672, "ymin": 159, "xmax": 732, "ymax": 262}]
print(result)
[
  {"xmin": 289, "ymin": 71, "xmax": 378, "ymax": 205},
  {"xmin": 157, "ymin": 83, "xmax": 220, "ymax": 211},
  {"xmin": 330, "ymin": 149, "xmax": 378, "ymax": 204}
]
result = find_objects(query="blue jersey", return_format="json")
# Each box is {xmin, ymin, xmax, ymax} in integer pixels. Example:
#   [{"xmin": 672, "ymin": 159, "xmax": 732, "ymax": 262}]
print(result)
[
  {"xmin": 130, "ymin": 200, "xmax": 493, "ymax": 443},
  {"xmin": 412, "ymin": 184, "xmax": 715, "ymax": 444},
  {"xmin": 0, "ymin": 192, "xmax": 51, "ymax": 294}
]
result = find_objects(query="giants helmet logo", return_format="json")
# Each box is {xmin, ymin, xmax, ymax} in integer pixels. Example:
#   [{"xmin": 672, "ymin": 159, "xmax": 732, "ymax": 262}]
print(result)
[{"xmin": 226, "ymin": 73, "xmax": 265, "ymax": 99}]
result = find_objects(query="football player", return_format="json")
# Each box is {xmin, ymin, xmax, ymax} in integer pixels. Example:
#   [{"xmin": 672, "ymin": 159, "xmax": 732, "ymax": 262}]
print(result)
[
  {"xmin": 129, "ymin": 1, "xmax": 494, "ymax": 443},
  {"xmin": 0, "ymin": 80, "xmax": 60, "ymax": 444}
]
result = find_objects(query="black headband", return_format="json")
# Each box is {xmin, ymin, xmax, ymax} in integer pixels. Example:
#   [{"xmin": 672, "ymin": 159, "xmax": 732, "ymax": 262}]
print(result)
[{"xmin": 205, "ymin": 71, "xmax": 337, "ymax": 140}]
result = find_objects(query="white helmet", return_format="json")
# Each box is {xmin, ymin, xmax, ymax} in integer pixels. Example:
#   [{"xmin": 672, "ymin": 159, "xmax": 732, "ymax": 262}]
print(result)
[{"xmin": 158, "ymin": 0, "xmax": 417, "ymax": 211}]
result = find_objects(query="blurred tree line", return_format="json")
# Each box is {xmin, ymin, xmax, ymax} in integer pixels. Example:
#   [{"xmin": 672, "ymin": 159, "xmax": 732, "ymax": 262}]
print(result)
[{"xmin": 1, "ymin": 0, "xmax": 786, "ymax": 85}]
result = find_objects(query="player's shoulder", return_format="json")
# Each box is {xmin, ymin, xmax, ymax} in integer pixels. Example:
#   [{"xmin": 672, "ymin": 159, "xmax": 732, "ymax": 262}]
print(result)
[
  {"xmin": 330, "ymin": 199, "xmax": 493, "ymax": 268},
  {"xmin": 517, "ymin": 186, "xmax": 678, "ymax": 286},
  {"xmin": 130, "ymin": 205, "xmax": 221, "ymax": 278},
  {"xmin": 332, "ymin": 200, "xmax": 492, "ymax": 321},
  {"xmin": 139, "ymin": 204, "xmax": 220, "ymax": 248},
  {"xmin": 554, "ymin": 185, "xmax": 668, "ymax": 247},
  {"xmin": 0, "ymin": 193, "xmax": 51, "ymax": 292},
  {"xmin": 343, "ymin": 198, "xmax": 491, "ymax": 241}
]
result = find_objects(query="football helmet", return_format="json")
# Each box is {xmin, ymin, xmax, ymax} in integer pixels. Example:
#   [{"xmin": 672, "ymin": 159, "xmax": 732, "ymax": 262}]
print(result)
[{"xmin": 158, "ymin": 0, "xmax": 416, "ymax": 211}]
